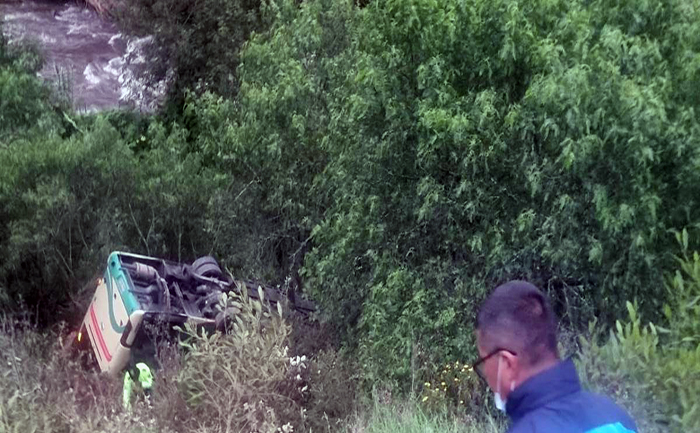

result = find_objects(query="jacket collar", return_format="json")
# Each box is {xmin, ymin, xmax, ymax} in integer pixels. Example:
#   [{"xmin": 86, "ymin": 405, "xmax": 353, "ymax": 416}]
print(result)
[{"xmin": 505, "ymin": 358, "xmax": 581, "ymax": 422}]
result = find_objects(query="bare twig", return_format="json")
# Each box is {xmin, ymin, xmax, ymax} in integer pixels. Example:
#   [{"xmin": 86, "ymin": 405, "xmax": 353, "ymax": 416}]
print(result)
[{"xmin": 129, "ymin": 202, "xmax": 150, "ymax": 255}]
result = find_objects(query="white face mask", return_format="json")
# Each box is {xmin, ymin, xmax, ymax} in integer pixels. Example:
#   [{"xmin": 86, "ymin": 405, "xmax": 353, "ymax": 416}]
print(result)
[
  {"xmin": 494, "ymin": 389, "xmax": 507, "ymax": 412},
  {"xmin": 493, "ymin": 355, "xmax": 514, "ymax": 412}
]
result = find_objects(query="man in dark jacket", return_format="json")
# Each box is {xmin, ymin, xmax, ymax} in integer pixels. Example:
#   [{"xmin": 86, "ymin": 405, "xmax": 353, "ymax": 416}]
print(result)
[{"xmin": 473, "ymin": 281, "xmax": 638, "ymax": 433}]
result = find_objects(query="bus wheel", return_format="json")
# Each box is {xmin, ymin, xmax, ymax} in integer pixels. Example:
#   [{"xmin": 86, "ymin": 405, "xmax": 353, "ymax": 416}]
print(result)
[{"xmin": 192, "ymin": 256, "xmax": 223, "ymax": 279}]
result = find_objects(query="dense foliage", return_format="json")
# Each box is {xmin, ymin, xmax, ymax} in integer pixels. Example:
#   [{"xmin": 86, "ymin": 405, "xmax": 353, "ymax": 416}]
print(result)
[
  {"xmin": 0, "ymin": 34, "xmax": 57, "ymax": 139},
  {"xmin": 183, "ymin": 0, "xmax": 700, "ymax": 387}
]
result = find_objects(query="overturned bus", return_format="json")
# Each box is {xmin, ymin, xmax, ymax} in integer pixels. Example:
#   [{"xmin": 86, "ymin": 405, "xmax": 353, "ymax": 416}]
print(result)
[{"xmin": 75, "ymin": 251, "xmax": 314, "ymax": 376}]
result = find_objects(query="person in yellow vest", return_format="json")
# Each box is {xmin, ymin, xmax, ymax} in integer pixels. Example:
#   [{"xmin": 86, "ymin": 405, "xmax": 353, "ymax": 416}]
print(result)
[{"xmin": 122, "ymin": 362, "xmax": 154, "ymax": 410}]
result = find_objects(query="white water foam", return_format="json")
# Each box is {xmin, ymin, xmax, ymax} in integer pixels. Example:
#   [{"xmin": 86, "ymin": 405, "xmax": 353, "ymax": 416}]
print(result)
[
  {"xmin": 124, "ymin": 36, "xmax": 153, "ymax": 64},
  {"xmin": 3, "ymin": 12, "xmax": 42, "ymax": 22},
  {"xmin": 4, "ymin": 1, "xmax": 167, "ymax": 111},
  {"xmin": 54, "ymin": 6, "xmax": 93, "ymax": 22},
  {"xmin": 38, "ymin": 33, "xmax": 57, "ymax": 44},
  {"xmin": 104, "ymin": 57, "xmax": 124, "ymax": 76},
  {"xmin": 83, "ymin": 62, "xmax": 103, "ymax": 86},
  {"xmin": 67, "ymin": 23, "xmax": 90, "ymax": 35},
  {"xmin": 108, "ymin": 33, "xmax": 123, "ymax": 47}
]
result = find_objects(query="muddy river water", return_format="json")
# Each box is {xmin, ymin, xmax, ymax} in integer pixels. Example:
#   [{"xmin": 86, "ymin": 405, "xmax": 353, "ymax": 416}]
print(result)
[{"xmin": 1, "ymin": 0, "xmax": 159, "ymax": 111}]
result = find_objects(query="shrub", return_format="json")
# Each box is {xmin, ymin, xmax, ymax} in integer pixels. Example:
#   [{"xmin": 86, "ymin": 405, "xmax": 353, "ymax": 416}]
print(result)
[
  {"xmin": 0, "ymin": 32, "xmax": 60, "ymax": 140},
  {"xmin": 418, "ymin": 360, "xmax": 483, "ymax": 415},
  {"xmin": 149, "ymin": 285, "xmax": 360, "ymax": 433},
  {"xmin": 578, "ymin": 230, "xmax": 700, "ymax": 432},
  {"xmin": 0, "ymin": 106, "xmax": 222, "ymax": 322},
  {"xmin": 220, "ymin": 0, "xmax": 700, "ymax": 387},
  {"xmin": 174, "ymin": 284, "xmax": 306, "ymax": 433},
  {"xmin": 304, "ymin": 349, "xmax": 361, "ymax": 432},
  {"xmin": 0, "ymin": 119, "xmax": 135, "ymax": 323},
  {"xmin": 0, "ymin": 287, "xmax": 349, "ymax": 433},
  {"xmin": 116, "ymin": 119, "xmax": 224, "ymax": 261}
]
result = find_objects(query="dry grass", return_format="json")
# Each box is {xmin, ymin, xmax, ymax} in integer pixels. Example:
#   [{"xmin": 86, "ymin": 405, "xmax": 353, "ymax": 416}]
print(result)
[
  {"xmin": 0, "ymin": 284, "xmax": 504, "ymax": 433},
  {"xmin": 0, "ymin": 318, "xmax": 128, "ymax": 433},
  {"xmin": 0, "ymin": 287, "xmax": 359, "ymax": 433},
  {"xmin": 343, "ymin": 399, "xmax": 504, "ymax": 433}
]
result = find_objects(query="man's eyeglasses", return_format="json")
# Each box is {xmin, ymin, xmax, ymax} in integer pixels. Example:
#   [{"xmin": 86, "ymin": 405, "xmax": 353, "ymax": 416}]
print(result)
[{"xmin": 471, "ymin": 348, "xmax": 517, "ymax": 383}]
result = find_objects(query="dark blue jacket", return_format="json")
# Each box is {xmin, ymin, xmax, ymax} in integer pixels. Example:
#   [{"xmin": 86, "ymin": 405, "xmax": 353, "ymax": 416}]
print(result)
[{"xmin": 505, "ymin": 358, "xmax": 637, "ymax": 433}]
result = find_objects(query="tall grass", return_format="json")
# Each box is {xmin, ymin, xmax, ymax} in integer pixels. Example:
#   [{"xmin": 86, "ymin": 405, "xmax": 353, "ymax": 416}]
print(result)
[
  {"xmin": 0, "ymin": 320, "xmax": 494, "ymax": 433},
  {"xmin": 0, "ymin": 309, "xmax": 501, "ymax": 433},
  {"xmin": 0, "ymin": 318, "xmax": 127, "ymax": 433},
  {"xmin": 344, "ymin": 400, "xmax": 503, "ymax": 433}
]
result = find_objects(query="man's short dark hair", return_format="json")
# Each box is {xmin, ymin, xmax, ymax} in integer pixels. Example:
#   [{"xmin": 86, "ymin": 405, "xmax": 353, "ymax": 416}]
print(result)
[{"xmin": 476, "ymin": 280, "xmax": 558, "ymax": 366}]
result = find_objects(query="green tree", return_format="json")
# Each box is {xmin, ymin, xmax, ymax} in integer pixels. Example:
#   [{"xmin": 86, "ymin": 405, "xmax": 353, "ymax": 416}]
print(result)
[
  {"xmin": 184, "ymin": 0, "xmax": 356, "ymax": 284},
  {"xmin": 0, "ymin": 119, "xmax": 134, "ymax": 322},
  {"xmin": 0, "ymin": 33, "xmax": 60, "ymax": 140},
  {"xmin": 214, "ymin": 0, "xmax": 700, "ymax": 386},
  {"xmin": 0, "ymin": 113, "xmax": 226, "ymax": 323},
  {"xmin": 119, "ymin": 119, "xmax": 225, "ymax": 262},
  {"xmin": 115, "ymin": 0, "xmax": 269, "ymax": 115}
]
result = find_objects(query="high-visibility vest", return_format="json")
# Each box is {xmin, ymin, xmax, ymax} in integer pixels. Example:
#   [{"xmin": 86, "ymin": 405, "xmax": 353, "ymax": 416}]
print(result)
[{"xmin": 122, "ymin": 362, "xmax": 154, "ymax": 410}]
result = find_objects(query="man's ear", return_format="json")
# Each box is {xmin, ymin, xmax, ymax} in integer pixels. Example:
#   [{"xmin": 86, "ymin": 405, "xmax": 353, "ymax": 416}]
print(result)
[{"xmin": 501, "ymin": 350, "xmax": 519, "ymax": 375}]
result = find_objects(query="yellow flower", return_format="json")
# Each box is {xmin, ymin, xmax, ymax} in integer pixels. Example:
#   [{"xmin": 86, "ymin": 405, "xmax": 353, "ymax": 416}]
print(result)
[
  {"xmin": 441, "ymin": 382, "xmax": 446, "ymax": 386},
  {"xmin": 422, "ymin": 396, "xmax": 429, "ymax": 402},
  {"xmin": 424, "ymin": 382, "xmax": 431, "ymax": 387},
  {"xmin": 460, "ymin": 400, "xmax": 464, "ymax": 404}
]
